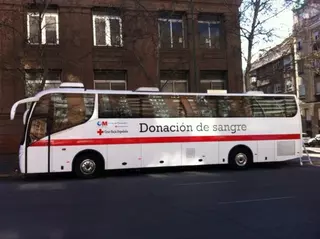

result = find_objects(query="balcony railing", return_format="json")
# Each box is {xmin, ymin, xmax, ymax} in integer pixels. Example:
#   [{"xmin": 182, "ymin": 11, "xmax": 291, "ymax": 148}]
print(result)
[
  {"xmin": 256, "ymin": 79, "xmax": 270, "ymax": 87},
  {"xmin": 294, "ymin": 14, "xmax": 320, "ymax": 31}
]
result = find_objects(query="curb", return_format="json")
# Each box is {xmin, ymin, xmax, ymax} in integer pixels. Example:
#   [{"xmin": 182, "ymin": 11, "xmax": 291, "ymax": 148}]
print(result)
[
  {"xmin": 0, "ymin": 169, "xmax": 21, "ymax": 179},
  {"xmin": 0, "ymin": 175, "xmax": 23, "ymax": 181},
  {"xmin": 303, "ymin": 153, "xmax": 320, "ymax": 158},
  {"xmin": 303, "ymin": 150, "xmax": 320, "ymax": 154}
]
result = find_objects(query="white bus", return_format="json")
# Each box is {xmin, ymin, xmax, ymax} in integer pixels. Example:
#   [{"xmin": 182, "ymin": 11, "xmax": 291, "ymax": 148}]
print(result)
[{"xmin": 10, "ymin": 82, "xmax": 302, "ymax": 179}]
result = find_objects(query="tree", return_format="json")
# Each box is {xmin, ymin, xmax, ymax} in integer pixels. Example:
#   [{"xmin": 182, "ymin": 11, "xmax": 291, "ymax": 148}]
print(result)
[{"xmin": 240, "ymin": 0, "xmax": 292, "ymax": 91}]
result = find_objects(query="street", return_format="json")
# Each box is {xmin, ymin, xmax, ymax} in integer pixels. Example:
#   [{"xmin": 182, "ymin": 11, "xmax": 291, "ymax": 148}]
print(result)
[{"xmin": 0, "ymin": 159, "xmax": 320, "ymax": 239}]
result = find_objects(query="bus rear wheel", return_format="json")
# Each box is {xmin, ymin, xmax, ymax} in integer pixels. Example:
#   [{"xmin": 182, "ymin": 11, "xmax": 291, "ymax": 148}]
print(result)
[
  {"xmin": 228, "ymin": 146, "xmax": 252, "ymax": 170},
  {"xmin": 74, "ymin": 154, "xmax": 103, "ymax": 179}
]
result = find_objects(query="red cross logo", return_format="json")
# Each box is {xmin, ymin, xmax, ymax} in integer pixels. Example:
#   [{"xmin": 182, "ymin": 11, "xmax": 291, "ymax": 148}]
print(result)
[{"xmin": 97, "ymin": 129, "xmax": 103, "ymax": 135}]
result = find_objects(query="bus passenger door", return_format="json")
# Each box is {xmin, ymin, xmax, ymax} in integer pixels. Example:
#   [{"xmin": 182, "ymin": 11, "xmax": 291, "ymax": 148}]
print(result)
[
  {"xmin": 24, "ymin": 95, "xmax": 52, "ymax": 174},
  {"xmin": 26, "ymin": 116, "xmax": 51, "ymax": 174}
]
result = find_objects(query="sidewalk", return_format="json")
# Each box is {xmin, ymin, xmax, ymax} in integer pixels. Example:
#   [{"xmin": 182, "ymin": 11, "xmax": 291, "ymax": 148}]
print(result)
[
  {"xmin": 304, "ymin": 147, "xmax": 320, "ymax": 155},
  {"xmin": 0, "ymin": 154, "xmax": 19, "ymax": 177}
]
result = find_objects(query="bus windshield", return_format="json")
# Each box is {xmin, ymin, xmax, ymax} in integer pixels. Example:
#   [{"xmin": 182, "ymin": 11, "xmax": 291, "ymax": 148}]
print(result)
[{"xmin": 26, "ymin": 93, "xmax": 95, "ymax": 145}]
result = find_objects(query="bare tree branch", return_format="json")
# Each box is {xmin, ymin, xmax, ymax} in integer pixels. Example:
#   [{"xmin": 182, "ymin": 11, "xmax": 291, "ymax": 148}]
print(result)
[{"xmin": 237, "ymin": 0, "xmax": 292, "ymax": 91}]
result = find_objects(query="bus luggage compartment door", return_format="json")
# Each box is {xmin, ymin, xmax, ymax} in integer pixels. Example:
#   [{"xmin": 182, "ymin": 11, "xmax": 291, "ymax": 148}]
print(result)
[{"xmin": 257, "ymin": 141, "xmax": 275, "ymax": 162}]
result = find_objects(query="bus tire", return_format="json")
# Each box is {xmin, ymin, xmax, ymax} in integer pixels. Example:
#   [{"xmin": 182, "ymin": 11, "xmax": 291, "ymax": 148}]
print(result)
[
  {"xmin": 228, "ymin": 146, "xmax": 253, "ymax": 170},
  {"xmin": 73, "ymin": 153, "xmax": 104, "ymax": 179}
]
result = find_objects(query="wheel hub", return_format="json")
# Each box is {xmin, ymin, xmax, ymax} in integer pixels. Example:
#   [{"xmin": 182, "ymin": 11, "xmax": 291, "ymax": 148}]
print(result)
[
  {"xmin": 80, "ymin": 159, "xmax": 96, "ymax": 175},
  {"xmin": 235, "ymin": 153, "xmax": 247, "ymax": 166}
]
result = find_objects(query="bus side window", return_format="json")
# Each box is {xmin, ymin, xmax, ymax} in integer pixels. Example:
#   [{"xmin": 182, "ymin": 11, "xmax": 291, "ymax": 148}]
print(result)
[
  {"xmin": 125, "ymin": 95, "xmax": 141, "ymax": 117},
  {"xmin": 147, "ymin": 95, "xmax": 170, "ymax": 118},
  {"xmin": 203, "ymin": 96, "xmax": 218, "ymax": 117},
  {"xmin": 167, "ymin": 95, "xmax": 186, "ymax": 118},
  {"xmin": 66, "ymin": 93, "xmax": 86, "ymax": 125},
  {"xmin": 99, "ymin": 94, "xmax": 138, "ymax": 118},
  {"xmin": 228, "ymin": 97, "xmax": 239, "ymax": 117},
  {"xmin": 228, "ymin": 96, "xmax": 252, "ymax": 117},
  {"xmin": 243, "ymin": 98, "xmax": 253, "ymax": 117},
  {"xmin": 50, "ymin": 93, "xmax": 95, "ymax": 134},
  {"xmin": 141, "ymin": 95, "xmax": 157, "ymax": 118},
  {"xmin": 141, "ymin": 94, "xmax": 183, "ymax": 118},
  {"xmin": 250, "ymin": 97, "xmax": 265, "ymax": 117},
  {"xmin": 112, "ymin": 95, "xmax": 138, "ymax": 118},
  {"xmin": 153, "ymin": 95, "xmax": 184, "ymax": 118},
  {"xmin": 194, "ymin": 96, "xmax": 216, "ymax": 117},
  {"xmin": 180, "ymin": 96, "xmax": 198, "ymax": 117},
  {"xmin": 217, "ymin": 97, "xmax": 229, "ymax": 117},
  {"xmin": 98, "ymin": 94, "xmax": 114, "ymax": 118},
  {"xmin": 284, "ymin": 97, "xmax": 297, "ymax": 117},
  {"xmin": 249, "ymin": 96, "xmax": 297, "ymax": 118}
]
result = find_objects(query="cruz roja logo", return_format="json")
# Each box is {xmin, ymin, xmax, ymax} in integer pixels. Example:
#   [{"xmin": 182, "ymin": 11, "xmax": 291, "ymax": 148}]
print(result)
[
  {"xmin": 96, "ymin": 128, "xmax": 128, "ymax": 135},
  {"xmin": 97, "ymin": 129, "xmax": 104, "ymax": 135},
  {"xmin": 97, "ymin": 121, "xmax": 108, "ymax": 127}
]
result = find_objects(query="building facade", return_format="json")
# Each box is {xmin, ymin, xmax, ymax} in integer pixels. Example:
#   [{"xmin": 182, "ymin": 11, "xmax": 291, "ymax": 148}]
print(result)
[
  {"xmin": 0, "ymin": 0, "xmax": 242, "ymax": 153},
  {"xmin": 249, "ymin": 37, "xmax": 296, "ymax": 95},
  {"xmin": 293, "ymin": 1, "xmax": 320, "ymax": 137}
]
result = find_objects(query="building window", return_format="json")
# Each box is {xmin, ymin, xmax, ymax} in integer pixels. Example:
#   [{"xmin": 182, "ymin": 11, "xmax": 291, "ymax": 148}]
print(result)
[
  {"xmin": 199, "ymin": 70, "xmax": 226, "ymax": 92},
  {"xmin": 316, "ymin": 82, "xmax": 320, "ymax": 94},
  {"xmin": 158, "ymin": 13, "xmax": 184, "ymax": 48},
  {"xmin": 93, "ymin": 11, "xmax": 122, "ymax": 47},
  {"xmin": 297, "ymin": 59, "xmax": 304, "ymax": 75},
  {"xmin": 266, "ymin": 86, "xmax": 272, "ymax": 93},
  {"xmin": 94, "ymin": 70, "xmax": 127, "ymax": 90},
  {"xmin": 283, "ymin": 55, "xmax": 293, "ymax": 68},
  {"xmin": 25, "ymin": 70, "xmax": 61, "ymax": 97},
  {"xmin": 273, "ymin": 61, "xmax": 281, "ymax": 72},
  {"xmin": 274, "ymin": 83, "xmax": 281, "ymax": 93},
  {"xmin": 27, "ymin": 11, "xmax": 59, "ymax": 45},
  {"xmin": 297, "ymin": 40, "xmax": 302, "ymax": 51},
  {"xmin": 305, "ymin": 109, "xmax": 311, "ymax": 121},
  {"xmin": 313, "ymin": 31, "xmax": 319, "ymax": 41},
  {"xmin": 285, "ymin": 77, "xmax": 294, "ymax": 93},
  {"xmin": 198, "ymin": 14, "xmax": 221, "ymax": 49},
  {"xmin": 160, "ymin": 71, "xmax": 188, "ymax": 92},
  {"xmin": 299, "ymin": 84, "xmax": 306, "ymax": 97}
]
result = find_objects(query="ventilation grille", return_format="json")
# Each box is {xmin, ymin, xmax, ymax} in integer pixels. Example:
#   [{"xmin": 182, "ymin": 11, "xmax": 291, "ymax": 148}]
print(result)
[{"xmin": 277, "ymin": 141, "xmax": 295, "ymax": 156}]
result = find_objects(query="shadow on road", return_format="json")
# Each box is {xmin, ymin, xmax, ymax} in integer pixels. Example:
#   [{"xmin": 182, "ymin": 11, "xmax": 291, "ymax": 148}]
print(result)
[{"xmin": 7, "ymin": 158, "xmax": 302, "ymax": 183}]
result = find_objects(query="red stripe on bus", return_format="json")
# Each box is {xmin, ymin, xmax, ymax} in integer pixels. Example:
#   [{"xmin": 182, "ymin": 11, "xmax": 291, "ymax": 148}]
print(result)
[{"xmin": 29, "ymin": 134, "xmax": 301, "ymax": 147}]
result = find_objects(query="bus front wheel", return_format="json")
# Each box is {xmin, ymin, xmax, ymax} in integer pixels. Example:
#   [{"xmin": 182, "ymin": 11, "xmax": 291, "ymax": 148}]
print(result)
[
  {"xmin": 74, "ymin": 153, "xmax": 103, "ymax": 179},
  {"xmin": 228, "ymin": 146, "xmax": 253, "ymax": 169}
]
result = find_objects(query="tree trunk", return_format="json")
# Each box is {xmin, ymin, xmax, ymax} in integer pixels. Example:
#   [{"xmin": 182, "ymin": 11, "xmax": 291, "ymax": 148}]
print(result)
[{"xmin": 243, "ymin": 0, "xmax": 261, "ymax": 92}]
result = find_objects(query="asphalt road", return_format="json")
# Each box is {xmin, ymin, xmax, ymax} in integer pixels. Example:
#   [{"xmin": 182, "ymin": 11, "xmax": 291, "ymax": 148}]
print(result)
[{"xmin": 1, "ymin": 159, "xmax": 320, "ymax": 239}]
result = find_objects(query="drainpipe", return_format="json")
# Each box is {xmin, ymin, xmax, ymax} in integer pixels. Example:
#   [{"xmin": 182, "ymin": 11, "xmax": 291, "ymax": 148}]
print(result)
[{"xmin": 190, "ymin": 0, "xmax": 198, "ymax": 92}]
